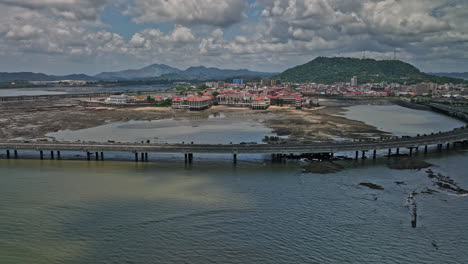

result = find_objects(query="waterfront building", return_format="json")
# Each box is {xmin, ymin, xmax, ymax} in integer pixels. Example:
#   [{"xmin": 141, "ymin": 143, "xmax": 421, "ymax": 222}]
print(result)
[
  {"xmin": 171, "ymin": 96, "xmax": 188, "ymax": 109},
  {"xmin": 172, "ymin": 95, "xmax": 213, "ymax": 111},
  {"xmin": 351, "ymin": 76, "xmax": 358, "ymax": 87},
  {"xmin": 217, "ymin": 92, "xmax": 251, "ymax": 107},
  {"xmin": 187, "ymin": 96, "xmax": 213, "ymax": 111},
  {"xmin": 105, "ymin": 94, "xmax": 130, "ymax": 104},
  {"xmin": 251, "ymin": 96, "xmax": 270, "ymax": 110},
  {"xmin": 269, "ymin": 95, "xmax": 303, "ymax": 108}
]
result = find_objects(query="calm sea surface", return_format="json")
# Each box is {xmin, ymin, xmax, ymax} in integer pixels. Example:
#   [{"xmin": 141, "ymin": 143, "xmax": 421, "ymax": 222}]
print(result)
[
  {"xmin": 1, "ymin": 105, "xmax": 468, "ymax": 264},
  {"xmin": 342, "ymin": 104, "xmax": 465, "ymax": 136}
]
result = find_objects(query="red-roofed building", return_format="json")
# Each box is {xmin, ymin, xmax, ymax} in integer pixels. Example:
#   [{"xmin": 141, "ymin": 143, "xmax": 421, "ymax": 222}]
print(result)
[
  {"xmin": 251, "ymin": 96, "xmax": 270, "ymax": 110},
  {"xmin": 268, "ymin": 95, "xmax": 303, "ymax": 109},
  {"xmin": 172, "ymin": 95, "xmax": 213, "ymax": 110}
]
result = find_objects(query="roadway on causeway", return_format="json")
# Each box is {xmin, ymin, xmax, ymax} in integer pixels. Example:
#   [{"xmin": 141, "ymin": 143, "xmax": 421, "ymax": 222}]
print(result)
[{"xmin": 1, "ymin": 128, "xmax": 467, "ymax": 154}]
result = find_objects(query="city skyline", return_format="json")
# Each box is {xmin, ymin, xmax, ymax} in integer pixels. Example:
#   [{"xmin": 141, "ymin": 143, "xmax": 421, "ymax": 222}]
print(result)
[{"xmin": 0, "ymin": 0, "xmax": 468, "ymax": 75}]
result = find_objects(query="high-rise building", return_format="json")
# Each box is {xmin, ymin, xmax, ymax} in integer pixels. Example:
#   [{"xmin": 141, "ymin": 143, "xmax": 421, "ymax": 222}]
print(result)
[
  {"xmin": 217, "ymin": 81, "xmax": 225, "ymax": 88},
  {"xmin": 233, "ymin": 79, "xmax": 244, "ymax": 85},
  {"xmin": 270, "ymin": 80, "xmax": 277, "ymax": 86},
  {"xmin": 415, "ymin": 83, "xmax": 437, "ymax": 94},
  {"xmin": 351, "ymin": 76, "xmax": 358, "ymax": 87}
]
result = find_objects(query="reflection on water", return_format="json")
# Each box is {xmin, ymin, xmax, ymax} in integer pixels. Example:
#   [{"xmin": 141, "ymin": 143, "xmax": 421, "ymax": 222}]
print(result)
[
  {"xmin": 1, "ymin": 150, "xmax": 468, "ymax": 264},
  {"xmin": 343, "ymin": 105, "xmax": 466, "ymax": 136},
  {"xmin": 47, "ymin": 115, "xmax": 276, "ymax": 144}
]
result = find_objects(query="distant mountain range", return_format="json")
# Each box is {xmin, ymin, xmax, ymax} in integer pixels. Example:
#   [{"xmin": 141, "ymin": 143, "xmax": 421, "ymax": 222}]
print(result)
[
  {"xmin": 0, "ymin": 72, "xmax": 97, "ymax": 82},
  {"xmin": 94, "ymin": 64, "xmax": 181, "ymax": 80},
  {"xmin": 0, "ymin": 64, "xmax": 276, "ymax": 82},
  {"xmin": 275, "ymin": 57, "xmax": 467, "ymax": 84},
  {"xmin": 429, "ymin": 72, "xmax": 468, "ymax": 80},
  {"xmin": 2, "ymin": 58, "xmax": 466, "ymax": 84}
]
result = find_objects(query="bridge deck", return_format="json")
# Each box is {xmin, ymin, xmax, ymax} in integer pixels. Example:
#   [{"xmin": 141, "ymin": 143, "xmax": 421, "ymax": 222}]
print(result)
[{"xmin": 1, "ymin": 129, "xmax": 467, "ymax": 154}]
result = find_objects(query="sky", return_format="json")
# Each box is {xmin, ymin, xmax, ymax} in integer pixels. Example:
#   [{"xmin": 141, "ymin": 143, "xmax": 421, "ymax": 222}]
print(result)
[{"xmin": 0, "ymin": 0, "xmax": 467, "ymax": 75}]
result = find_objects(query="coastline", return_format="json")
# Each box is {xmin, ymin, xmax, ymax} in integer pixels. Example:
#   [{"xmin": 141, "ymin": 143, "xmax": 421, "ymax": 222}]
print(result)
[{"xmin": 0, "ymin": 98, "xmax": 391, "ymax": 142}]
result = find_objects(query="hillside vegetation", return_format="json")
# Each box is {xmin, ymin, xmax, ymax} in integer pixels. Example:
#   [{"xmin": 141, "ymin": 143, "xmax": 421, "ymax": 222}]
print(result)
[{"xmin": 275, "ymin": 57, "xmax": 466, "ymax": 84}]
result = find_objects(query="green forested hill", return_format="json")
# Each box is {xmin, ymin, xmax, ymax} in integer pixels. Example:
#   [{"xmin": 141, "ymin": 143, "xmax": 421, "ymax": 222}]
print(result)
[{"xmin": 275, "ymin": 57, "xmax": 465, "ymax": 84}]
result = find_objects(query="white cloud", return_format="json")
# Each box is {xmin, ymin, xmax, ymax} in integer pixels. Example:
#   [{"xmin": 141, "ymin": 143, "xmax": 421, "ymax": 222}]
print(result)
[
  {"xmin": 0, "ymin": 0, "xmax": 112, "ymax": 22},
  {"xmin": 1, "ymin": 0, "xmax": 468, "ymax": 74},
  {"xmin": 127, "ymin": 0, "xmax": 248, "ymax": 27}
]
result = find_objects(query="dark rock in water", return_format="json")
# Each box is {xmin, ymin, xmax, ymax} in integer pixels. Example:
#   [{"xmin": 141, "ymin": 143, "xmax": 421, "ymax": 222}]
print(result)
[
  {"xmin": 427, "ymin": 170, "xmax": 468, "ymax": 195},
  {"xmin": 302, "ymin": 161, "xmax": 345, "ymax": 174},
  {"xmin": 388, "ymin": 158, "xmax": 433, "ymax": 170},
  {"xmin": 359, "ymin": 182, "xmax": 384, "ymax": 190},
  {"xmin": 407, "ymin": 192, "xmax": 418, "ymax": 228},
  {"xmin": 436, "ymin": 183, "xmax": 468, "ymax": 194},
  {"xmin": 421, "ymin": 188, "xmax": 439, "ymax": 195},
  {"xmin": 432, "ymin": 240, "xmax": 439, "ymax": 250},
  {"xmin": 395, "ymin": 181, "xmax": 406, "ymax": 185}
]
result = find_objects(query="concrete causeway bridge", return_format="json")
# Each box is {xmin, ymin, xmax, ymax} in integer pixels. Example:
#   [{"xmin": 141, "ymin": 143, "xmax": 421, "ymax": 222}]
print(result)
[{"xmin": 1, "ymin": 128, "xmax": 467, "ymax": 163}]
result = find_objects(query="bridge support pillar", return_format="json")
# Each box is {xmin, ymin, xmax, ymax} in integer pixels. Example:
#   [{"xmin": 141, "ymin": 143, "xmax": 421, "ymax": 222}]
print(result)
[
  {"xmin": 424, "ymin": 145, "xmax": 428, "ymax": 154},
  {"xmin": 100, "ymin": 152, "xmax": 104, "ymax": 161},
  {"xmin": 396, "ymin": 148, "xmax": 400, "ymax": 155},
  {"xmin": 388, "ymin": 149, "xmax": 391, "ymax": 157},
  {"xmin": 14, "ymin": 150, "xmax": 18, "ymax": 159},
  {"xmin": 185, "ymin": 153, "xmax": 188, "ymax": 163},
  {"xmin": 373, "ymin": 150, "xmax": 376, "ymax": 160},
  {"xmin": 361, "ymin": 151, "xmax": 366, "ymax": 159},
  {"xmin": 355, "ymin": 151, "xmax": 359, "ymax": 160},
  {"xmin": 447, "ymin": 143, "xmax": 450, "ymax": 150},
  {"xmin": 438, "ymin": 144, "xmax": 442, "ymax": 152},
  {"xmin": 409, "ymin": 148, "xmax": 413, "ymax": 157},
  {"xmin": 134, "ymin": 153, "xmax": 138, "ymax": 162},
  {"xmin": 189, "ymin": 153, "xmax": 193, "ymax": 163},
  {"xmin": 141, "ymin": 153, "xmax": 145, "ymax": 162},
  {"xmin": 57, "ymin": 151, "xmax": 61, "ymax": 160},
  {"xmin": 87, "ymin": 152, "xmax": 91, "ymax": 161},
  {"xmin": 233, "ymin": 153, "xmax": 237, "ymax": 164},
  {"xmin": 51, "ymin": 151, "xmax": 54, "ymax": 160},
  {"xmin": 6, "ymin": 150, "xmax": 10, "ymax": 159},
  {"xmin": 40, "ymin": 150, "xmax": 44, "ymax": 160},
  {"xmin": 145, "ymin": 153, "xmax": 148, "ymax": 162}
]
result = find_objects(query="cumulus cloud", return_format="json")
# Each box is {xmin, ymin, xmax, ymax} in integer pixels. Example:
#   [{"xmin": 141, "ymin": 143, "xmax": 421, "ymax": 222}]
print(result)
[
  {"xmin": 198, "ymin": 0, "xmax": 468, "ymax": 71},
  {"xmin": 127, "ymin": 0, "xmax": 248, "ymax": 27},
  {"xmin": 0, "ymin": 0, "xmax": 112, "ymax": 22},
  {"xmin": 1, "ymin": 0, "xmax": 468, "ymax": 74}
]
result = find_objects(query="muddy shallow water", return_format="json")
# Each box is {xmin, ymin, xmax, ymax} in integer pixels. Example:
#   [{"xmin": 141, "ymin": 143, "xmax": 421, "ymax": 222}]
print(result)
[{"xmin": 46, "ymin": 114, "xmax": 277, "ymax": 144}]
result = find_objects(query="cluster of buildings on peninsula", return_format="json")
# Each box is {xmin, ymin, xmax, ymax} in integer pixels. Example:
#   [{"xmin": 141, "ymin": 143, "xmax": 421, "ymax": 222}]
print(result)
[{"xmin": 101, "ymin": 76, "xmax": 468, "ymax": 111}]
